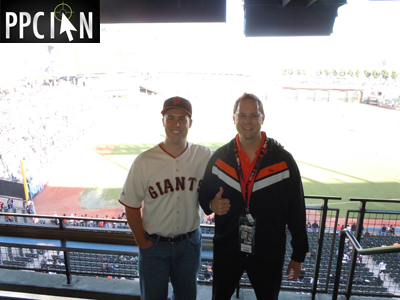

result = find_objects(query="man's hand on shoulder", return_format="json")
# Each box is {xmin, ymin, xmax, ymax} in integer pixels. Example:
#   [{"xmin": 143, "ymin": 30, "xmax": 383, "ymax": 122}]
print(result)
[
  {"xmin": 269, "ymin": 138, "xmax": 284, "ymax": 149},
  {"xmin": 210, "ymin": 187, "xmax": 230, "ymax": 216},
  {"xmin": 286, "ymin": 260, "xmax": 302, "ymax": 280}
]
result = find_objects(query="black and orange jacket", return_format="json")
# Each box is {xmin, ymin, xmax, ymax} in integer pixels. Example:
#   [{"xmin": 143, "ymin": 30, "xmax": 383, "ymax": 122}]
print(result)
[{"xmin": 199, "ymin": 135, "xmax": 309, "ymax": 262}]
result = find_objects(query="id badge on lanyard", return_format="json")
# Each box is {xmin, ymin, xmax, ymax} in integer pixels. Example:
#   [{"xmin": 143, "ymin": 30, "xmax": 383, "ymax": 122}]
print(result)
[{"xmin": 239, "ymin": 213, "xmax": 256, "ymax": 254}]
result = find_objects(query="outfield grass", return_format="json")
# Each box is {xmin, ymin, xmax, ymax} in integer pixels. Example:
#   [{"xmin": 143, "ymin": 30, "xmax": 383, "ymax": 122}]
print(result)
[
  {"xmin": 79, "ymin": 187, "xmax": 123, "ymax": 210},
  {"xmin": 78, "ymin": 98, "xmax": 400, "ymax": 218},
  {"xmin": 110, "ymin": 142, "xmax": 226, "ymax": 156}
]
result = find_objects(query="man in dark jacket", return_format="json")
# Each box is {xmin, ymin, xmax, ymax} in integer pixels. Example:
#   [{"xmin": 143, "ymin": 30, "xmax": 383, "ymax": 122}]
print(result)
[{"xmin": 199, "ymin": 93, "xmax": 309, "ymax": 300}]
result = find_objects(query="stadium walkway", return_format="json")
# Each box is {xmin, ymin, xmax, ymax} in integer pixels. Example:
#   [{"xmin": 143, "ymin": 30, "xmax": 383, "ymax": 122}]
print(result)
[{"xmin": 1, "ymin": 269, "xmax": 398, "ymax": 300}]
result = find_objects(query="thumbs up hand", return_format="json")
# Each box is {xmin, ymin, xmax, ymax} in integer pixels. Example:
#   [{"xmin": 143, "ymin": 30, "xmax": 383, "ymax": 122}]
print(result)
[{"xmin": 210, "ymin": 187, "xmax": 230, "ymax": 216}]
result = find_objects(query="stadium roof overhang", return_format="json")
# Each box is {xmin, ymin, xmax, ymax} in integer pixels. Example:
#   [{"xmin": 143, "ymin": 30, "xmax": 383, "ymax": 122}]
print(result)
[
  {"xmin": 243, "ymin": 0, "xmax": 347, "ymax": 36},
  {"xmin": 99, "ymin": 0, "xmax": 347, "ymax": 37}
]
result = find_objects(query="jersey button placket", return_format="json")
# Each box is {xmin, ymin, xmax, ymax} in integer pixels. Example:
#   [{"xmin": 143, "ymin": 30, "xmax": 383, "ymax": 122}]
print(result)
[{"xmin": 174, "ymin": 160, "xmax": 179, "ymax": 231}]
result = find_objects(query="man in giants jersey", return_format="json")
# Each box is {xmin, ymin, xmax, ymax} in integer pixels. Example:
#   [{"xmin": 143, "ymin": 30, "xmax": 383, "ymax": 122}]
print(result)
[{"xmin": 119, "ymin": 96, "xmax": 212, "ymax": 300}]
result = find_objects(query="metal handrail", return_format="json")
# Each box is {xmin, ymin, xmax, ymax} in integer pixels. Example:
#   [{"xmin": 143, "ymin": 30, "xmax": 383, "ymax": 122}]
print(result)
[
  {"xmin": 0, "ymin": 212, "xmax": 129, "ymax": 224},
  {"xmin": 3, "ymin": 196, "xmax": 399, "ymax": 298},
  {"xmin": 333, "ymin": 229, "xmax": 400, "ymax": 300},
  {"xmin": 344, "ymin": 198, "xmax": 400, "ymax": 299},
  {"xmin": 3, "ymin": 197, "xmax": 343, "ymax": 298},
  {"xmin": 305, "ymin": 195, "xmax": 341, "ymax": 300},
  {"xmin": 349, "ymin": 198, "xmax": 400, "ymax": 203}
]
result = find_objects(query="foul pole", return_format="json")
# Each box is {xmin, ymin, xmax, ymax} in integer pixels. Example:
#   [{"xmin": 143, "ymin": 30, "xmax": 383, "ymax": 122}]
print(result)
[{"xmin": 20, "ymin": 160, "xmax": 30, "ymax": 201}]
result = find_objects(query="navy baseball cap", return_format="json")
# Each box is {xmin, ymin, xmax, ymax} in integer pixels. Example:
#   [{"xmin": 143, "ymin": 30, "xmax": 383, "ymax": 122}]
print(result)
[{"xmin": 161, "ymin": 96, "xmax": 192, "ymax": 117}]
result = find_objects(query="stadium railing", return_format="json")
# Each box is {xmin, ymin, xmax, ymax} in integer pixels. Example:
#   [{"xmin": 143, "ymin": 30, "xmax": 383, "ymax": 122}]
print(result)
[
  {"xmin": 334, "ymin": 229, "xmax": 400, "ymax": 300},
  {"xmin": 1, "ymin": 196, "xmax": 400, "ymax": 299},
  {"xmin": 332, "ymin": 198, "xmax": 400, "ymax": 300}
]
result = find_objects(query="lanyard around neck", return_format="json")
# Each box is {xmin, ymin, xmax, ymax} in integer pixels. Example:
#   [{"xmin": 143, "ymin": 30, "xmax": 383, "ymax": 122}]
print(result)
[{"xmin": 233, "ymin": 136, "xmax": 268, "ymax": 207}]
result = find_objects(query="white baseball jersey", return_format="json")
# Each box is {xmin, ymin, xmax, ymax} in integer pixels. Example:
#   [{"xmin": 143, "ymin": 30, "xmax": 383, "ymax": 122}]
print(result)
[{"xmin": 119, "ymin": 142, "xmax": 212, "ymax": 237}]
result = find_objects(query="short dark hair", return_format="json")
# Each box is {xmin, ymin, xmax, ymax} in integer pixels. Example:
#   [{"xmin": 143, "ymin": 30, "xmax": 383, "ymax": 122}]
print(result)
[{"xmin": 233, "ymin": 93, "xmax": 264, "ymax": 115}]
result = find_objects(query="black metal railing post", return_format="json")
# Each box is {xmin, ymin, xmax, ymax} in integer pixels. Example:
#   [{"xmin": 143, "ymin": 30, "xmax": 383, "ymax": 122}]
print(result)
[
  {"xmin": 311, "ymin": 197, "xmax": 329, "ymax": 300},
  {"xmin": 61, "ymin": 239, "xmax": 73, "ymax": 284},
  {"xmin": 59, "ymin": 216, "xmax": 72, "ymax": 284},
  {"xmin": 333, "ymin": 229, "xmax": 348, "ymax": 300},
  {"xmin": 325, "ymin": 208, "xmax": 340, "ymax": 288},
  {"xmin": 345, "ymin": 200, "xmax": 366, "ymax": 299}
]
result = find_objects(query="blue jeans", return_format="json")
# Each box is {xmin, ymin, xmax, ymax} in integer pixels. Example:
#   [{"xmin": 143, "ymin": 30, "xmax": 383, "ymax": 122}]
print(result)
[{"xmin": 138, "ymin": 227, "xmax": 201, "ymax": 300}]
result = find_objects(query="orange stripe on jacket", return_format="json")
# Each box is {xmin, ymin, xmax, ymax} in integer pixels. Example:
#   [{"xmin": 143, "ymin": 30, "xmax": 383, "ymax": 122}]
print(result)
[
  {"xmin": 256, "ymin": 161, "xmax": 288, "ymax": 181},
  {"xmin": 215, "ymin": 158, "xmax": 239, "ymax": 181}
]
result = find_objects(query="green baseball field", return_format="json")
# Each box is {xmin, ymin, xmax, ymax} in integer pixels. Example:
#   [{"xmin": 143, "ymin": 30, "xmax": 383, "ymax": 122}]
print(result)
[{"xmin": 73, "ymin": 95, "xmax": 400, "ymax": 219}]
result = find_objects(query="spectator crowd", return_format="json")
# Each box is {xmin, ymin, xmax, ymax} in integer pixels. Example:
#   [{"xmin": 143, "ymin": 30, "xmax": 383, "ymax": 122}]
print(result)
[{"xmin": 0, "ymin": 82, "xmax": 119, "ymax": 194}]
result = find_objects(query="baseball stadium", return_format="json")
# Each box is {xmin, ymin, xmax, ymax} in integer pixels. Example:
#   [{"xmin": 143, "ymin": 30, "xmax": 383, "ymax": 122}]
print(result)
[{"xmin": 1, "ymin": 1, "xmax": 400, "ymax": 299}]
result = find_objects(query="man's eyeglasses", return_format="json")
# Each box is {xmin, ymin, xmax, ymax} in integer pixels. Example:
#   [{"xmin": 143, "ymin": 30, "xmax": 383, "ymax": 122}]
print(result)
[{"xmin": 235, "ymin": 114, "xmax": 261, "ymax": 120}]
